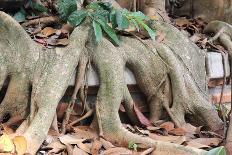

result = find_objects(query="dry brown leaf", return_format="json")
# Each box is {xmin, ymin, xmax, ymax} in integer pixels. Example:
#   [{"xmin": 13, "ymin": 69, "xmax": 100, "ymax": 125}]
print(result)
[
  {"xmin": 91, "ymin": 139, "xmax": 102, "ymax": 155},
  {"xmin": 41, "ymin": 27, "xmax": 56, "ymax": 37},
  {"xmin": 59, "ymin": 134, "xmax": 85, "ymax": 145},
  {"xmin": 73, "ymin": 146, "xmax": 88, "ymax": 155},
  {"xmin": 181, "ymin": 123, "xmax": 197, "ymax": 134},
  {"xmin": 44, "ymin": 140, "xmax": 66, "ymax": 154},
  {"xmin": 175, "ymin": 18, "xmax": 190, "ymax": 27},
  {"xmin": 73, "ymin": 126, "xmax": 98, "ymax": 139},
  {"xmin": 65, "ymin": 144, "xmax": 73, "ymax": 155},
  {"xmin": 76, "ymin": 142, "xmax": 92, "ymax": 154},
  {"xmin": 100, "ymin": 138, "xmax": 114, "ymax": 149},
  {"xmin": 169, "ymin": 128, "xmax": 186, "ymax": 136},
  {"xmin": 187, "ymin": 141, "xmax": 210, "ymax": 149},
  {"xmin": 159, "ymin": 122, "xmax": 174, "ymax": 132},
  {"xmin": 56, "ymin": 38, "xmax": 69, "ymax": 46},
  {"xmin": 149, "ymin": 133, "xmax": 182, "ymax": 143},
  {"xmin": 133, "ymin": 104, "xmax": 151, "ymax": 127},
  {"xmin": 103, "ymin": 147, "xmax": 132, "ymax": 155},
  {"xmin": 147, "ymin": 126, "xmax": 161, "ymax": 132},
  {"xmin": 13, "ymin": 136, "xmax": 27, "ymax": 155},
  {"xmin": 188, "ymin": 138, "xmax": 221, "ymax": 147}
]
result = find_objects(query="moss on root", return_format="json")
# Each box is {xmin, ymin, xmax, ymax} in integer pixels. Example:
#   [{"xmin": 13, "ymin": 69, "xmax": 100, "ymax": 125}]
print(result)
[{"xmin": 0, "ymin": 11, "xmax": 225, "ymax": 154}]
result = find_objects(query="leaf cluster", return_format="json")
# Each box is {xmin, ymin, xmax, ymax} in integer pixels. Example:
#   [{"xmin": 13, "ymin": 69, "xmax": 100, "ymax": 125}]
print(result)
[{"xmin": 58, "ymin": 1, "xmax": 156, "ymax": 46}]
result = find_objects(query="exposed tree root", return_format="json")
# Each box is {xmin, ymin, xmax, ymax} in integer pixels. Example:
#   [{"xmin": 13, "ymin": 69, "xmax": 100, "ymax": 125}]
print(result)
[
  {"xmin": 0, "ymin": 11, "xmax": 225, "ymax": 154},
  {"xmin": 61, "ymin": 55, "xmax": 88, "ymax": 134},
  {"xmin": 0, "ymin": 73, "xmax": 30, "ymax": 120},
  {"xmin": 203, "ymin": 20, "xmax": 232, "ymax": 154}
]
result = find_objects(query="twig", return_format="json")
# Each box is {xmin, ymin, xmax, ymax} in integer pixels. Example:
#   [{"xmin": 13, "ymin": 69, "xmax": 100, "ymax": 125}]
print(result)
[
  {"xmin": 61, "ymin": 57, "xmax": 88, "ymax": 134},
  {"xmin": 69, "ymin": 109, "xmax": 93, "ymax": 126},
  {"xmin": 218, "ymin": 52, "xmax": 227, "ymax": 135},
  {"xmin": 21, "ymin": 16, "xmax": 60, "ymax": 27}
]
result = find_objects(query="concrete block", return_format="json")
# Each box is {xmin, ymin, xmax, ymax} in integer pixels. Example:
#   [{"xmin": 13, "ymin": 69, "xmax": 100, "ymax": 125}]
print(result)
[{"xmin": 206, "ymin": 52, "xmax": 230, "ymax": 79}]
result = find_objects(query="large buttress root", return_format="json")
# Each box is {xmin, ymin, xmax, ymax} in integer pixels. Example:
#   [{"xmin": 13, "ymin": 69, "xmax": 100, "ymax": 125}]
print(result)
[
  {"xmin": 91, "ymin": 38, "xmax": 206, "ymax": 154},
  {"xmin": 0, "ymin": 73, "xmax": 30, "ymax": 120},
  {"xmin": 204, "ymin": 21, "xmax": 232, "ymax": 153}
]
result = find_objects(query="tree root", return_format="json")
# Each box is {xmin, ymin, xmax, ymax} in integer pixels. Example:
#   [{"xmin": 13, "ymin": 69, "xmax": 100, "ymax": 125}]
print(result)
[
  {"xmin": 61, "ymin": 55, "xmax": 88, "ymax": 134},
  {"xmin": 0, "ymin": 73, "xmax": 30, "ymax": 120},
  {"xmin": 204, "ymin": 20, "xmax": 232, "ymax": 154},
  {"xmin": 0, "ymin": 11, "xmax": 224, "ymax": 154}
]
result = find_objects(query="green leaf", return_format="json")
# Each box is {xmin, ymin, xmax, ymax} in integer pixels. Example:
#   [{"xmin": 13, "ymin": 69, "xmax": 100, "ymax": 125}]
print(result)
[
  {"xmin": 68, "ymin": 10, "xmax": 87, "ymax": 26},
  {"xmin": 92, "ymin": 9, "xmax": 110, "ymax": 22},
  {"xmin": 13, "ymin": 8, "xmax": 26, "ymax": 22},
  {"xmin": 110, "ymin": 10, "xmax": 117, "ymax": 28},
  {"xmin": 97, "ymin": 19, "xmax": 120, "ymax": 46},
  {"xmin": 128, "ymin": 141, "xmax": 137, "ymax": 151},
  {"xmin": 58, "ymin": 0, "xmax": 77, "ymax": 21},
  {"xmin": 93, "ymin": 20, "xmax": 103, "ymax": 42},
  {"xmin": 115, "ymin": 10, "xmax": 129, "ymax": 30},
  {"xmin": 33, "ymin": 3, "xmax": 47, "ymax": 12},
  {"xmin": 131, "ymin": 18, "xmax": 140, "ymax": 31},
  {"xmin": 137, "ymin": 19, "xmax": 156, "ymax": 40},
  {"xmin": 87, "ymin": 2, "xmax": 112, "ymax": 11},
  {"xmin": 130, "ymin": 11, "xmax": 148, "ymax": 20},
  {"xmin": 206, "ymin": 146, "xmax": 226, "ymax": 155}
]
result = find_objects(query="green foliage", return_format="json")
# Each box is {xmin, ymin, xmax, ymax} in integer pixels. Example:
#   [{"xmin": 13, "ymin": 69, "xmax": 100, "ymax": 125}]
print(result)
[
  {"xmin": 13, "ymin": 8, "xmax": 26, "ymax": 22},
  {"xmin": 57, "ymin": 1, "xmax": 156, "ymax": 46},
  {"xmin": 206, "ymin": 146, "xmax": 226, "ymax": 155},
  {"xmin": 128, "ymin": 141, "xmax": 137, "ymax": 151},
  {"xmin": 68, "ymin": 10, "xmax": 87, "ymax": 26},
  {"xmin": 58, "ymin": 0, "xmax": 77, "ymax": 21}
]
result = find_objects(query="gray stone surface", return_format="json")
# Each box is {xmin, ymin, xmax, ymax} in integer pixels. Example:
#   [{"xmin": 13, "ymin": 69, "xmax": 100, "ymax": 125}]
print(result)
[
  {"xmin": 206, "ymin": 52, "xmax": 230, "ymax": 79},
  {"xmin": 69, "ymin": 52, "xmax": 231, "ymax": 86}
]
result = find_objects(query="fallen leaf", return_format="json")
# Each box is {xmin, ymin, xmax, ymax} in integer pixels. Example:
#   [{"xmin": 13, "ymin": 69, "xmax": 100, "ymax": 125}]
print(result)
[
  {"xmin": 182, "ymin": 123, "xmax": 197, "ymax": 134},
  {"xmin": 187, "ymin": 141, "xmax": 210, "ymax": 149},
  {"xmin": 169, "ymin": 128, "xmax": 186, "ymax": 136},
  {"xmin": 77, "ymin": 142, "xmax": 92, "ymax": 154},
  {"xmin": 72, "ymin": 146, "xmax": 88, "ymax": 155},
  {"xmin": 0, "ymin": 134, "xmax": 14, "ymax": 152},
  {"xmin": 59, "ymin": 134, "xmax": 85, "ymax": 145},
  {"xmin": 72, "ymin": 126, "xmax": 98, "ymax": 139},
  {"xmin": 13, "ymin": 136, "xmax": 27, "ymax": 155},
  {"xmin": 103, "ymin": 147, "xmax": 132, "ymax": 155},
  {"xmin": 134, "ymin": 126, "xmax": 149, "ymax": 136},
  {"xmin": 56, "ymin": 38, "xmax": 69, "ymax": 46},
  {"xmin": 133, "ymin": 104, "xmax": 151, "ymax": 127},
  {"xmin": 188, "ymin": 138, "xmax": 221, "ymax": 147},
  {"xmin": 91, "ymin": 139, "xmax": 102, "ymax": 155},
  {"xmin": 175, "ymin": 18, "xmax": 190, "ymax": 27},
  {"xmin": 149, "ymin": 133, "xmax": 183, "ymax": 143},
  {"xmin": 100, "ymin": 138, "xmax": 114, "ymax": 149},
  {"xmin": 43, "ymin": 140, "xmax": 66, "ymax": 154},
  {"xmin": 41, "ymin": 27, "xmax": 57, "ymax": 37},
  {"xmin": 159, "ymin": 122, "xmax": 174, "ymax": 132},
  {"xmin": 147, "ymin": 126, "xmax": 161, "ymax": 132}
]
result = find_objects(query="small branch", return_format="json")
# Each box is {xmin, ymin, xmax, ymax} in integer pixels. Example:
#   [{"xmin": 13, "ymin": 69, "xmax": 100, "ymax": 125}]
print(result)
[
  {"xmin": 69, "ymin": 109, "xmax": 93, "ymax": 126},
  {"xmin": 61, "ymin": 57, "xmax": 88, "ymax": 134},
  {"xmin": 218, "ymin": 52, "xmax": 227, "ymax": 135},
  {"xmin": 21, "ymin": 16, "xmax": 60, "ymax": 28}
]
